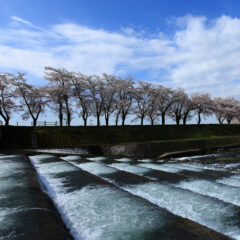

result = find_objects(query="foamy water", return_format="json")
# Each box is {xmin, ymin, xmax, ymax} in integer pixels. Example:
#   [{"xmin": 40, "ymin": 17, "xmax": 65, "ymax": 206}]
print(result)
[
  {"xmin": 172, "ymin": 154, "xmax": 218, "ymax": 161},
  {"xmin": 217, "ymin": 176, "xmax": 240, "ymax": 188},
  {"xmin": 124, "ymin": 182, "xmax": 240, "ymax": 239},
  {"xmin": 30, "ymin": 156, "xmax": 173, "ymax": 240},
  {"xmin": 64, "ymin": 156, "xmax": 240, "ymax": 239},
  {"xmin": 87, "ymin": 157, "xmax": 106, "ymax": 161},
  {"xmin": 161, "ymin": 163, "xmax": 203, "ymax": 172},
  {"xmin": 109, "ymin": 163, "xmax": 153, "ymax": 175},
  {"xmin": 0, "ymin": 158, "xmax": 25, "ymax": 230},
  {"xmin": 114, "ymin": 158, "xmax": 132, "ymax": 162},
  {"xmin": 138, "ymin": 159, "xmax": 152, "ymax": 163},
  {"xmin": 61, "ymin": 156, "xmax": 82, "ymax": 161},
  {"xmin": 137, "ymin": 163, "xmax": 181, "ymax": 173},
  {"xmin": 176, "ymin": 179, "xmax": 240, "ymax": 206}
]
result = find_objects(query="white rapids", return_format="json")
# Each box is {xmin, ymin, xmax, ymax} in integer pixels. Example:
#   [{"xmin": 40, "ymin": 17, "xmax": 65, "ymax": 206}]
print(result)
[
  {"xmin": 217, "ymin": 176, "xmax": 240, "ymax": 188},
  {"xmin": 114, "ymin": 158, "xmax": 132, "ymax": 162},
  {"xmin": 28, "ymin": 154, "xmax": 240, "ymax": 240},
  {"xmin": 108, "ymin": 163, "xmax": 157, "ymax": 179},
  {"xmin": 86, "ymin": 156, "xmax": 106, "ymax": 161},
  {"xmin": 175, "ymin": 179, "xmax": 240, "ymax": 206},
  {"xmin": 67, "ymin": 158, "xmax": 240, "ymax": 240},
  {"xmin": 30, "ymin": 156, "xmax": 173, "ymax": 240},
  {"xmin": 0, "ymin": 156, "xmax": 26, "ymax": 229},
  {"xmin": 159, "ymin": 163, "xmax": 204, "ymax": 172},
  {"xmin": 137, "ymin": 163, "xmax": 182, "ymax": 173},
  {"xmin": 124, "ymin": 182, "xmax": 240, "ymax": 240}
]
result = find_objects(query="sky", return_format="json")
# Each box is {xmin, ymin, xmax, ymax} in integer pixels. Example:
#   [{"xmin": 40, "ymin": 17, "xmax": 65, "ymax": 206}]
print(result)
[{"xmin": 1, "ymin": 0, "xmax": 240, "ymax": 125}]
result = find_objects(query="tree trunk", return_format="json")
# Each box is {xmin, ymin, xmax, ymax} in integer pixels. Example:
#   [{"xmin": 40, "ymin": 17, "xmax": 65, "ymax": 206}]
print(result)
[
  {"xmin": 83, "ymin": 118, "xmax": 87, "ymax": 127},
  {"xmin": 161, "ymin": 113, "xmax": 165, "ymax": 125},
  {"xmin": 4, "ymin": 117, "xmax": 9, "ymax": 126},
  {"xmin": 0, "ymin": 111, "xmax": 10, "ymax": 126},
  {"xmin": 105, "ymin": 117, "xmax": 109, "ymax": 126},
  {"xmin": 33, "ymin": 118, "xmax": 37, "ymax": 127},
  {"xmin": 183, "ymin": 111, "xmax": 190, "ymax": 125},
  {"xmin": 59, "ymin": 103, "xmax": 63, "ymax": 126},
  {"xmin": 115, "ymin": 111, "xmax": 120, "ymax": 126},
  {"xmin": 197, "ymin": 112, "xmax": 201, "ymax": 125},
  {"xmin": 176, "ymin": 117, "xmax": 180, "ymax": 125},
  {"xmin": 121, "ymin": 116, "xmax": 126, "ymax": 126},
  {"xmin": 227, "ymin": 118, "xmax": 231, "ymax": 124},
  {"xmin": 150, "ymin": 117, "xmax": 154, "ymax": 125},
  {"xmin": 183, "ymin": 117, "xmax": 187, "ymax": 125},
  {"xmin": 67, "ymin": 112, "xmax": 71, "ymax": 126},
  {"xmin": 97, "ymin": 115, "xmax": 100, "ymax": 126},
  {"xmin": 64, "ymin": 97, "xmax": 71, "ymax": 126},
  {"xmin": 140, "ymin": 117, "xmax": 144, "ymax": 126},
  {"xmin": 121, "ymin": 108, "xmax": 126, "ymax": 126}
]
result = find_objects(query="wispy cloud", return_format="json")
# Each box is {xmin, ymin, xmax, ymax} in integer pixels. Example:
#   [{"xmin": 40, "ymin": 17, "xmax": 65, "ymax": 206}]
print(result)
[
  {"xmin": 11, "ymin": 16, "xmax": 33, "ymax": 26},
  {"xmin": 0, "ymin": 15, "xmax": 240, "ymax": 98}
]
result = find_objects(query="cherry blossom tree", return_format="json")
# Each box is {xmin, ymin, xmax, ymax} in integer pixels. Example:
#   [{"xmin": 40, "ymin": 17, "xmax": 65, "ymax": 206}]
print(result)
[
  {"xmin": 156, "ymin": 86, "xmax": 173, "ymax": 125},
  {"xmin": 213, "ymin": 98, "xmax": 227, "ymax": 124},
  {"xmin": 182, "ymin": 96, "xmax": 196, "ymax": 125},
  {"xmin": 101, "ymin": 73, "xmax": 118, "ymax": 126},
  {"xmin": 85, "ymin": 75, "xmax": 104, "ymax": 126},
  {"xmin": 0, "ymin": 72, "xmax": 19, "ymax": 126},
  {"xmin": 69, "ymin": 73, "xmax": 92, "ymax": 126},
  {"xmin": 223, "ymin": 98, "xmax": 240, "ymax": 124},
  {"xmin": 44, "ymin": 85, "xmax": 65, "ymax": 126},
  {"xmin": 169, "ymin": 88, "xmax": 188, "ymax": 125},
  {"xmin": 192, "ymin": 93, "xmax": 213, "ymax": 124},
  {"xmin": 2, "ymin": 66, "xmax": 240, "ymax": 127},
  {"xmin": 13, "ymin": 75, "xmax": 47, "ymax": 127},
  {"xmin": 132, "ymin": 81, "xmax": 154, "ymax": 125},
  {"xmin": 115, "ymin": 76, "xmax": 134, "ymax": 126},
  {"xmin": 44, "ymin": 67, "xmax": 73, "ymax": 126},
  {"xmin": 214, "ymin": 97, "xmax": 240, "ymax": 124},
  {"xmin": 147, "ymin": 86, "xmax": 159, "ymax": 125}
]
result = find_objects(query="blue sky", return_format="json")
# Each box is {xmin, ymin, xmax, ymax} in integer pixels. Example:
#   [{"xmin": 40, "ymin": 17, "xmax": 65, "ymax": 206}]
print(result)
[
  {"xmin": 1, "ymin": 0, "xmax": 240, "ymax": 124},
  {"xmin": 1, "ymin": 0, "xmax": 239, "ymax": 30}
]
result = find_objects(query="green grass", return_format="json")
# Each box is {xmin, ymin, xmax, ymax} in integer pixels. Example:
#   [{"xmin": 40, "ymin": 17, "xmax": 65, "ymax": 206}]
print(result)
[
  {"xmin": 2, "ymin": 124, "xmax": 240, "ymax": 149},
  {"xmin": 216, "ymin": 157, "xmax": 239, "ymax": 161},
  {"xmin": 31, "ymin": 124, "xmax": 240, "ymax": 148},
  {"xmin": 199, "ymin": 157, "xmax": 240, "ymax": 164},
  {"xmin": 128, "ymin": 135, "xmax": 238, "ymax": 144}
]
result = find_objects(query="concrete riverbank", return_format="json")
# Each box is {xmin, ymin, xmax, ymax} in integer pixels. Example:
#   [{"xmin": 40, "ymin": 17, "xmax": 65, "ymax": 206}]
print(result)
[
  {"xmin": 101, "ymin": 136, "xmax": 240, "ymax": 157},
  {"xmin": 0, "ymin": 154, "xmax": 73, "ymax": 239}
]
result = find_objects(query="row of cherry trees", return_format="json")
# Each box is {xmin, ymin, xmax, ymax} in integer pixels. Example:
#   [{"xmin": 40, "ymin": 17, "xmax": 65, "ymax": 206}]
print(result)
[{"xmin": 0, "ymin": 67, "xmax": 239, "ymax": 126}]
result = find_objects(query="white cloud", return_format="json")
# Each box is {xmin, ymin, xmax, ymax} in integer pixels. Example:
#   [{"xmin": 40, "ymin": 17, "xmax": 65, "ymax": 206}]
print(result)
[
  {"xmin": 169, "ymin": 15, "xmax": 240, "ymax": 97},
  {"xmin": 11, "ymin": 16, "xmax": 33, "ymax": 25},
  {"xmin": 0, "ymin": 15, "xmax": 240, "ymax": 98}
]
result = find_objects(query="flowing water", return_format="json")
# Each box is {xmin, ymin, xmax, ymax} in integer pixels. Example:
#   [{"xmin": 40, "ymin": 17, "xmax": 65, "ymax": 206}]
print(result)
[
  {"xmin": 0, "ymin": 154, "xmax": 72, "ymax": 240},
  {"xmin": 2, "ymin": 150, "xmax": 240, "ymax": 240},
  {"xmin": 31, "ymin": 155, "xmax": 225, "ymax": 240}
]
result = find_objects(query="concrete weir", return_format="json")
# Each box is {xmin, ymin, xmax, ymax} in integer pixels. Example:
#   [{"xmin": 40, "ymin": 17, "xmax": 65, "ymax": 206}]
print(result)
[
  {"xmin": 0, "ymin": 154, "xmax": 72, "ymax": 240},
  {"xmin": 30, "ymin": 154, "xmax": 232, "ymax": 240}
]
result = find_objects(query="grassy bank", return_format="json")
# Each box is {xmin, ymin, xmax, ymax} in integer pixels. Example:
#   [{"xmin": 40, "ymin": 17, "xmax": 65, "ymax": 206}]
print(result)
[
  {"xmin": 34, "ymin": 124, "xmax": 240, "ymax": 147},
  {"xmin": 2, "ymin": 124, "xmax": 240, "ymax": 149}
]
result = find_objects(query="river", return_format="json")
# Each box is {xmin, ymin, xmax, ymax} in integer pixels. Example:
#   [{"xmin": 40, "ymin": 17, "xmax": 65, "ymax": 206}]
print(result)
[{"xmin": 1, "ymin": 149, "xmax": 240, "ymax": 239}]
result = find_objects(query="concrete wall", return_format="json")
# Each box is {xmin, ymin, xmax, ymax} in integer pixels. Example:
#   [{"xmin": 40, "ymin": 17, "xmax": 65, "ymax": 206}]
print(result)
[{"xmin": 101, "ymin": 136, "xmax": 240, "ymax": 157}]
